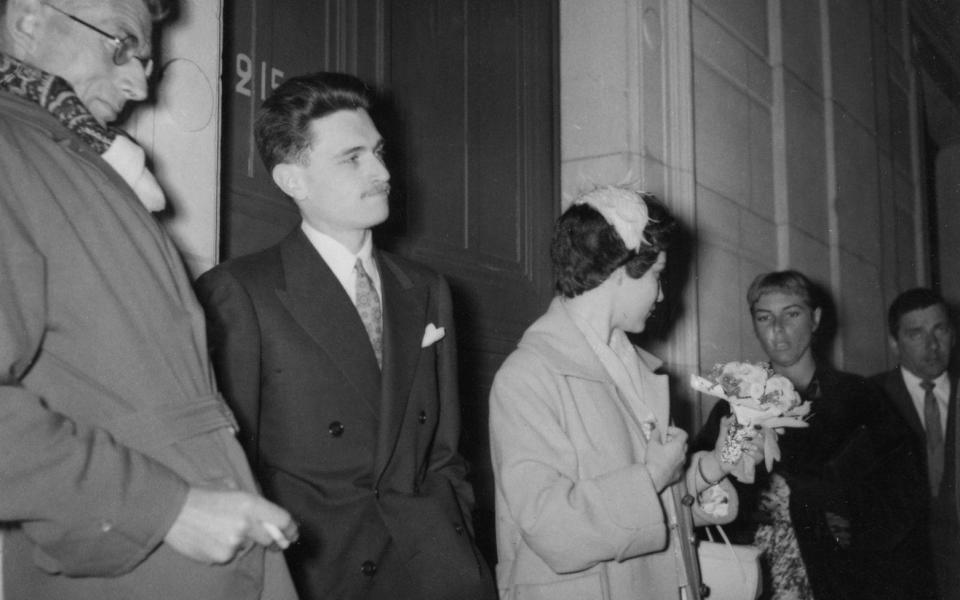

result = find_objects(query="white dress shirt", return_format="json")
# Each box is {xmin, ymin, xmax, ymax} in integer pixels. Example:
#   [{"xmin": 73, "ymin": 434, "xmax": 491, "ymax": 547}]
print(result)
[
  {"xmin": 901, "ymin": 367, "xmax": 950, "ymax": 437},
  {"xmin": 301, "ymin": 221, "xmax": 383, "ymax": 305}
]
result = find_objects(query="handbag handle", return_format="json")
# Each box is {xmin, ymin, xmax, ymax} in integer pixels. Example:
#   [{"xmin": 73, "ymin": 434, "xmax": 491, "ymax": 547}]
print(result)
[{"xmin": 704, "ymin": 524, "xmax": 751, "ymax": 582}]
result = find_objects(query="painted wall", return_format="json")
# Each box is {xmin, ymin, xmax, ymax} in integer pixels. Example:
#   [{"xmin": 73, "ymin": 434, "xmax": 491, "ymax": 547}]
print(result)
[
  {"xmin": 126, "ymin": 0, "xmax": 224, "ymax": 277},
  {"xmin": 561, "ymin": 0, "xmax": 933, "ymax": 425}
]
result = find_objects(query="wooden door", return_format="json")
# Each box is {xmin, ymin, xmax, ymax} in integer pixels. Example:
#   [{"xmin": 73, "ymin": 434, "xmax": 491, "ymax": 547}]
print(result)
[{"xmin": 220, "ymin": 0, "xmax": 558, "ymax": 564}]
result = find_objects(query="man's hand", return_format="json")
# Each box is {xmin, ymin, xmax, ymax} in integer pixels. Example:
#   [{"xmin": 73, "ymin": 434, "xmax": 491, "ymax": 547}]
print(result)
[
  {"xmin": 164, "ymin": 487, "xmax": 299, "ymax": 564},
  {"xmin": 645, "ymin": 426, "xmax": 688, "ymax": 491}
]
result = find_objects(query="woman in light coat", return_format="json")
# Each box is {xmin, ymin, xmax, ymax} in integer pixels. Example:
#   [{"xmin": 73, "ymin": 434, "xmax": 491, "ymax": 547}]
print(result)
[{"xmin": 490, "ymin": 186, "xmax": 761, "ymax": 600}]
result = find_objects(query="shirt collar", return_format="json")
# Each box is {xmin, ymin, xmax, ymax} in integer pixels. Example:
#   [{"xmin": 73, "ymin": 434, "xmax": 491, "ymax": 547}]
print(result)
[
  {"xmin": 900, "ymin": 366, "xmax": 949, "ymax": 394},
  {"xmin": 300, "ymin": 221, "xmax": 379, "ymax": 298}
]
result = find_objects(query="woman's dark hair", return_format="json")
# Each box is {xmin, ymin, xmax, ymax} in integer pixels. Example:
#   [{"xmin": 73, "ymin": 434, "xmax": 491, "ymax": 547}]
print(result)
[
  {"xmin": 746, "ymin": 270, "xmax": 819, "ymax": 314},
  {"xmin": 551, "ymin": 189, "xmax": 676, "ymax": 298},
  {"xmin": 254, "ymin": 72, "xmax": 373, "ymax": 172}
]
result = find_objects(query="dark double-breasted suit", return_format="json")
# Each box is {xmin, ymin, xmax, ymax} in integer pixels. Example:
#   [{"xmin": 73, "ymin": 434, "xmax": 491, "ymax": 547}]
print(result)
[
  {"xmin": 871, "ymin": 369, "xmax": 960, "ymax": 600},
  {"xmin": 195, "ymin": 228, "xmax": 495, "ymax": 600}
]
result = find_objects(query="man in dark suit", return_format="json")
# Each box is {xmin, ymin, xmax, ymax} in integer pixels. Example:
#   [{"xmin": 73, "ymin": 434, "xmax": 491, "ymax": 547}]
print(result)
[
  {"xmin": 195, "ymin": 72, "xmax": 496, "ymax": 600},
  {"xmin": 871, "ymin": 288, "xmax": 960, "ymax": 600}
]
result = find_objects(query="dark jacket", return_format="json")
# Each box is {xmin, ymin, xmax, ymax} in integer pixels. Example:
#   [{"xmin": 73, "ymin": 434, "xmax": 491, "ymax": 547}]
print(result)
[
  {"xmin": 196, "ymin": 228, "xmax": 496, "ymax": 600},
  {"xmin": 696, "ymin": 366, "xmax": 935, "ymax": 600},
  {"xmin": 871, "ymin": 368, "xmax": 960, "ymax": 600}
]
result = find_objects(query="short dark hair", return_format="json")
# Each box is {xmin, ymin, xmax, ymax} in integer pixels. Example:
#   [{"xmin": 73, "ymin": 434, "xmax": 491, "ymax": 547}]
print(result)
[
  {"xmin": 888, "ymin": 288, "xmax": 948, "ymax": 337},
  {"xmin": 551, "ymin": 190, "xmax": 675, "ymax": 298},
  {"xmin": 746, "ymin": 270, "xmax": 819, "ymax": 314},
  {"xmin": 254, "ymin": 72, "xmax": 373, "ymax": 172}
]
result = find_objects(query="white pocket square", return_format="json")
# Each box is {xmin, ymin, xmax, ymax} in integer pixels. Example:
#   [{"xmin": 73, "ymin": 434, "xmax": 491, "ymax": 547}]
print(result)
[{"xmin": 421, "ymin": 323, "xmax": 446, "ymax": 348}]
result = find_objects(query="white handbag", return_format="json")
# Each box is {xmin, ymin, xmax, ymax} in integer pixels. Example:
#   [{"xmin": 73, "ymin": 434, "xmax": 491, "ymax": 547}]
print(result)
[{"xmin": 697, "ymin": 525, "xmax": 762, "ymax": 600}]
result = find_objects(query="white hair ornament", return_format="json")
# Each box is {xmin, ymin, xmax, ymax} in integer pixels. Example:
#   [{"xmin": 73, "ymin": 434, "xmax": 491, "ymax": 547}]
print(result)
[{"xmin": 573, "ymin": 186, "xmax": 650, "ymax": 251}]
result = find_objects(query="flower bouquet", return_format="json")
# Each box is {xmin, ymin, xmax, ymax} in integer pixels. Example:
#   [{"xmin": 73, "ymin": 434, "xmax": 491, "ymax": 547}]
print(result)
[{"xmin": 690, "ymin": 361, "xmax": 811, "ymax": 482}]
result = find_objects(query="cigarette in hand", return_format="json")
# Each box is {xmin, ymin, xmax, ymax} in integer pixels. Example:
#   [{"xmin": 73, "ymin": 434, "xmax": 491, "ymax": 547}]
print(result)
[{"xmin": 262, "ymin": 521, "xmax": 291, "ymax": 549}]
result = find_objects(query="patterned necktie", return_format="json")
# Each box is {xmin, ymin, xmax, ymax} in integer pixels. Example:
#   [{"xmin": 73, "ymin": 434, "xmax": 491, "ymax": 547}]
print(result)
[
  {"xmin": 921, "ymin": 379, "xmax": 944, "ymax": 497},
  {"xmin": 354, "ymin": 258, "xmax": 383, "ymax": 368}
]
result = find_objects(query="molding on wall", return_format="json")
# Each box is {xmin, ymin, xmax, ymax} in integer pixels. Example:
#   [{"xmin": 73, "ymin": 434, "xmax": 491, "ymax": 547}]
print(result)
[
  {"xmin": 820, "ymin": 0, "xmax": 843, "ymax": 365},
  {"xmin": 908, "ymin": 4, "xmax": 932, "ymax": 290},
  {"xmin": 661, "ymin": 0, "xmax": 700, "ymax": 417},
  {"xmin": 768, "ymin": 0, "xmax": 791, "ymax": 268}
]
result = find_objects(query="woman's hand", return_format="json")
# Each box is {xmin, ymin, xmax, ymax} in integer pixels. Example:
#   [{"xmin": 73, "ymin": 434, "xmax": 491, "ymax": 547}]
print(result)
[
  {"xmin": 645, "ymin": 426, "xmax": 688, "ymax": 491},
  {"xmin": 707, "ymin": 416, "xmax": 765, "ymax": 482},
  {"xmin": 730, "ymin": 426, "xmax": 765, "ymax": 474}
]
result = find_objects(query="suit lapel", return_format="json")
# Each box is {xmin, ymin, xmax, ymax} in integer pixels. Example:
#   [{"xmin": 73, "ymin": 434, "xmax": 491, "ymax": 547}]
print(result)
[
  {"xmin": 888, "ymin": 370, "xmax": 925, "ymax": 439},
  {"xmin": 275, "ymin": 231, "xmax": 381, "ymax": 415},
  {"xmin": 946, "ymin": 374, "xmax": 960, "ymax": 518},
  {"xmin": 373, "ymin": 253, "xmax": 425, "ymax": 476}
]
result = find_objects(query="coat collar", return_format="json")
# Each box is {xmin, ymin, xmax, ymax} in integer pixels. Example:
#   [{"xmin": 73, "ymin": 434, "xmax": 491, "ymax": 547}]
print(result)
[
  {"xmin": 520, "ymin": 297, "xmax": 670, "ymax": 433},
  {"xmin": 882, "ymin": 367, "xmax": 929, "ymax": 438},
  {"xmin": 374, "ymin": 252, "xmax": 427, "ymax": 474},
  {"xmin": 882, "ymin": 367, "xmax": 959, "ymax": 440}
]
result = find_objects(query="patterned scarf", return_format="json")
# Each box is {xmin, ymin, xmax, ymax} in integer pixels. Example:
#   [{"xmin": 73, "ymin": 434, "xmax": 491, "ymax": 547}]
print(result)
[
  {"xmin": 0, "ymin": 53, "xmax": 165, "ymax": 211},
  {"xmin": 0, "ymin": 53, "xmax": 116, "ymax": 152}
]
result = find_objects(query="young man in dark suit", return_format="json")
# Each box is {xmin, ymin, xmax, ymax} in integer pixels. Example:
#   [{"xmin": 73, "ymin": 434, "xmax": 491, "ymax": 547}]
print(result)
[
  {"xmin": 871, "ymin": 288, "xmax": 960, "ymax": 600},
  {"xmin": 196, "ymin": 72, "xmax": 496, "ymax": 600}
]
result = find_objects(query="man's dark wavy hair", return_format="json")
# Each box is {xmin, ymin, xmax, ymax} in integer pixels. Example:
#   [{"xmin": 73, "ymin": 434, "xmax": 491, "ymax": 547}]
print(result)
[
  {"xmin": 551, "ymin": 189, "xmax": 676, "ymax": 298},
  {"xmin": 254, "ymin": 71, "xmax": 372, "ymax": 173}
]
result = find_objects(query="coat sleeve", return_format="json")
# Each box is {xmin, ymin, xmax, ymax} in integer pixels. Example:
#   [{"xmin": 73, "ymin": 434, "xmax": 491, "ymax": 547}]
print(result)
[
  {"xmin": 0, "ymin": 183, "xmax": 188, "ymax": 577},
  {"xmin": 423, "ymin": 275, "xmax": 475, "ymax": 517},
  {"xmin": 490, "ymin": 353, "xmax": 669, "ymax": 574},
  {"xmin": 194, "ymin": 268, "xmax": 263, "ymax": 467}
]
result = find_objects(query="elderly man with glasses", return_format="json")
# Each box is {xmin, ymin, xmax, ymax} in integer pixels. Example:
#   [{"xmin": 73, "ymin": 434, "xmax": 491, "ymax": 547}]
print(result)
[{"xmin": 0, "ymin": 1, "xmax": 299, "ymax": 598}]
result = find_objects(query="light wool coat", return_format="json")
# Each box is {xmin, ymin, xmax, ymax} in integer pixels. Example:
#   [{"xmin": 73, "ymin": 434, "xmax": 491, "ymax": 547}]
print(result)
[
  {"xmin": 0, "ymin": 91, "xmax": 295, "ymax": 599},
  {"xmin": 490, "ymin": 298, "xmax": 737, "ymax": 600}
]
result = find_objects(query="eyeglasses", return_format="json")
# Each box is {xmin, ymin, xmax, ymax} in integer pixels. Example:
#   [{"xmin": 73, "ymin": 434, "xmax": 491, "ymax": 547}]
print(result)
[{"xmin": 43, "ymin": 3, "xmax": 153, "ymax": 74}]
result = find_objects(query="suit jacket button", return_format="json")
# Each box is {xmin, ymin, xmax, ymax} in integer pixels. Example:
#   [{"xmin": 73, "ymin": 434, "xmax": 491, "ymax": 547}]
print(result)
[
  {"xmin": 361, "ymin": 560, "xmax": 377, "ymax": 576},
  {"xmin": 329, "ymin": 421, "xmax": 344, "ymax": 437},
  {"xmin": 454, "ymin": 523, "xmax": 465, "ymax": 535},
  {"xmin": 418, "ymin": 410, "xmax": 427, "ymax": 424}
]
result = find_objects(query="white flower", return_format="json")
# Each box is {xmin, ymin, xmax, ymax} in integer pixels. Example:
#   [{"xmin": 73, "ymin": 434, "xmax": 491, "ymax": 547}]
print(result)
[
  {"xmin": 573, "ymin": 186, "xmax": 650, "ymax": 251},
  {"xmin": 761, "ymin": 374, "xmax": 801, "ymax": 411}
]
